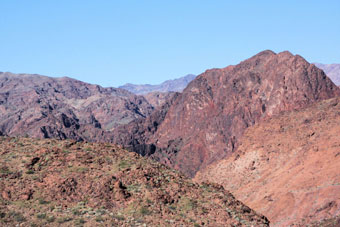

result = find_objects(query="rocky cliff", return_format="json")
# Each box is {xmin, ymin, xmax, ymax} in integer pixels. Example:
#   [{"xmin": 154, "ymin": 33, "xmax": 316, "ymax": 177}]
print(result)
[
  {"xmin": 113, "ymin": 50, "xmax": 340, "ymax": 177},
  {"xmin": 195, "ymin": 97, "xmax": 340, "ymax": 225}
]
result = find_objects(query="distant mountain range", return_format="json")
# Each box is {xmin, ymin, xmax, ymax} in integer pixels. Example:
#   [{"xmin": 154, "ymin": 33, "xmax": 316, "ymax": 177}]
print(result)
[
  {"xmin": 314, "ymin": 63, "xmax": 340, "ymax": 85},
  {"xmin": 119, "ymin": 74, "xmax": 196, "ymax": 94}
]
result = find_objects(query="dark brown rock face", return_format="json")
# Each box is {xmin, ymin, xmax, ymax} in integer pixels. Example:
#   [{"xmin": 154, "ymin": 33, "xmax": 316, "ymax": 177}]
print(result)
[
  {"xmin": 0, "ymin": 73, "xmax": 153, "ymax": 141},
  {"xmin": 114, "ymin": 50, "xmax": 340, "ymax": 177}
]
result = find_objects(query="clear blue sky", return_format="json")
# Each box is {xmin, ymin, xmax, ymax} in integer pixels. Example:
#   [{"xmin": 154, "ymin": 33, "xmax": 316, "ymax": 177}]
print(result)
[{"xmin": 0, "ymin": 1, "xmax": 339, "ymax": 87}]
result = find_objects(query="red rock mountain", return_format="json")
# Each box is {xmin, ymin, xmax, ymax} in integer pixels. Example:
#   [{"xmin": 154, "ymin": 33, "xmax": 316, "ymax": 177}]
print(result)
[
  {"xmin": 0, "ymin": 72, "xmax": 153, "ymax": 141},
  {"xmin": 195, "ymin": 97, "xmax": 340, "ymax": 225},
  {"xmin": 113, "ymin": 50, "xmax": 340, "ymax": 177}
]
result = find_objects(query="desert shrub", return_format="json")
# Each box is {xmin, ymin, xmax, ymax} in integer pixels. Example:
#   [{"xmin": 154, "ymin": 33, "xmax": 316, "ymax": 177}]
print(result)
[
  {"xmin": 75, "ymin": 218, "xmax": 86, "ymax": 225},
  {"xmin": 112, "ymin": 214, "xmax": 125, "ymax": 220},
  {"xmin": 38, "ymin": 198, "xmax": 49, "ymax": 205},
  {"xmin": 8, "ymin": 211, "xmax": 26, "ymax": 222},
  {"xmin": 57, "ymin": 216, "xmax": 73, "ymax": 223},
  {"xmin": 26, "ymin": 169, "xmax": 34, "ymax": 174},
  {"xmin": 36, "ymin": 213, "xmax": 46, "ymax": 219},
  {"xmin": 139, "ymin": 207, "xmax": 151, "ymax": 215},
  {"xmin": 0, "ymin": 212, "xmax": 6, "ymax": 218},
  {"xmin": 95, "ymin": 216, "xmax": 104, "ymax": 222},
  {"xmin": 118, "ymin": 160, "xmax": 131, "ymax": 170},
  {"xmin": 46, "ymin": 216, "xmax": 55, "ymax": 223}
]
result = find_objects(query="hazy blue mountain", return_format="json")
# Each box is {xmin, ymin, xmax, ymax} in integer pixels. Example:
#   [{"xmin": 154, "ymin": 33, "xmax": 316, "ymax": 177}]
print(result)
[
  {"xmin": 314, "ymin": 63, "xmax": 340, "ymax": 86},
  {"xmin": 119, "ymin": 74, "xmax": 196, "ymax": 94}
]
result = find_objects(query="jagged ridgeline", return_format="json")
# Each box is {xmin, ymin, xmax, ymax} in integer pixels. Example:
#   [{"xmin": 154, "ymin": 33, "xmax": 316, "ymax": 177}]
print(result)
[{"xmin": 112, "ymin": 50, "xmax": 340, "ymax": 177}]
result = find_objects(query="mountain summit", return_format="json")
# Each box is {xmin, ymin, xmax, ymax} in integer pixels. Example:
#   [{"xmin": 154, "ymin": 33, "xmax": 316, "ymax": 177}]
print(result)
[
  {"xmin": 119, "ymin": 74, "xmax": 196, "ymax": 94},
  {"xmin": 113, "ymin": 50, "xmax": 340, "ymax": 177}
]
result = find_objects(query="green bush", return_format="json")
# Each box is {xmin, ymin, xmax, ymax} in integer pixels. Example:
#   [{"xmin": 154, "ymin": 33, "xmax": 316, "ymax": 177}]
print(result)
[
  {"xmin": 46, "ymin": 216, "xmax": 55, "ymax": 223},
  {"xmin": 8, "ymin": 211, "xmax": 26, "ymax": 222},
  {"xmin": 26, "ymin": 169, "xmax": 34, "ymax": 174},
  {"xmin": 36, "ymin": 213, "xmax": 46, "ymax": 219},
  {"xmin": 139, "ymin": 207, "xmax": 151, "ymax": 215}
]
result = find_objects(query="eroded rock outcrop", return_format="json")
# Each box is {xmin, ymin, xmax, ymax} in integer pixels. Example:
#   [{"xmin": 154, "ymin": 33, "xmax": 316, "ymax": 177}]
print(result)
[
  {"xmin": 114, "ymin": 50, "xmax": 340, "ymax": 177},
  {"xmin": 0, "ymin": 137, "xmax": 269, "ymax": 226},
  {"xmin": 0, "ymin": 72, "xmax": 153, "ymax": 141},
  {"xmin": 195, "ymin": 97, "xmax": 340, "ymax": 225}
]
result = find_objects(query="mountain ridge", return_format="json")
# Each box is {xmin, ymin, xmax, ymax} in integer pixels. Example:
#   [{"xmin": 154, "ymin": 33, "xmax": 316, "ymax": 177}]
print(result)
[
  {"xmin": 119, "ymin": 74, "xmax": 196, "ymax": 94},
  {"xmin": 112, "ymin": 50, "xmax": 340, "ymax": 177},
  {"xmin": 0, "ymin": 72, "xmax": 153, "ymax": 141}
]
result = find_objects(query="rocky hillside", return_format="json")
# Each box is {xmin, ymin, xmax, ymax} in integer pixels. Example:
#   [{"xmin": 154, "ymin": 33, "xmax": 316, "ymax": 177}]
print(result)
[
  {"xmin": 142, "ymin": 91, "xmax": 177, "ymax": 109},
  {"xmin": 314, "ymin": 63, "xmax": 340, "ymax": 85},
  {"xmin": 113, "ymin": 50, "xmax": 340, "ymax": 177},
  {"xmin": 0, "ymin": 72, "xmax": 153, "ymax": 141},
  {"xmin": 0, "ymin": 136, "xmax": 269, "ymax": 226},
  {"xmin": 119, "ymin": 74, "xmax": 196, "ymax": 94},
  {"xmin": 195, "ymin": 97, "xmax": 340, "ymax": 226}
]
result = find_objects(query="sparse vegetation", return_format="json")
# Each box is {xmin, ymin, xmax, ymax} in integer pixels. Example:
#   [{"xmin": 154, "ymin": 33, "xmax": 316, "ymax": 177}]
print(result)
[
  {"xmin": 139, "ymin": 206, "xmax": 151, "ymax": 215},
  {"xmin": 0, "ymin": 137, "xmax": 269, "ymax": 226},
  {"xmin": 57, "ymin": 216, "xmax": 73, "ymax": 223},
  {"xmin": 36, "ymin": 213, "xmax": 46, "ymax": 219},
  {"xmin": 26, "ymin": 169, "xmax": 35, "ymax": 174}
]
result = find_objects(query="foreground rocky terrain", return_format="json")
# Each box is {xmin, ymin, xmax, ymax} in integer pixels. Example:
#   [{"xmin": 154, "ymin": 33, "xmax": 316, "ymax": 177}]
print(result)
[
  {"xmin": 113, "ymin": 50, "xmax": 340, "ymax": 177},
  {"xmin": 0, "ymin": 72, "xmax": 153, "ymax": 141},
  {"xmin": 0, "ymin": 137, "xmax": 269, "ymax": 226},
  {"xmin": 119, "ymin": 74, "xmax": 196, "ymax": 94},
  {"xmin": 195, "ymin": 97, "xmax": 340, "ymax": 226},
  {"xmin": 315, "ymin": 63, "xmax": 340, "ymax": 86}
]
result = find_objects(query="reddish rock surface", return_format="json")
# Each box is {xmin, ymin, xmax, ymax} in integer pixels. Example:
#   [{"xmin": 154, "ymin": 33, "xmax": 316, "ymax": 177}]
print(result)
[
  {"xmin": 0, "ymin": 137, "xmax": 269, "ymax": 226},
  {"xmin": 142, "ymin": 91, "xmax": 176, "ymax": 109},
  {"xmin": 114, "ymin": 50, "xmax": 340, "ymax": 177},
  {"xmin": 195, "ymin": 97, "xmax": 340, "ymax": 226},
  {"xmin": 0, "ymin": 72, "xmax": 153, "ymax": 141}
]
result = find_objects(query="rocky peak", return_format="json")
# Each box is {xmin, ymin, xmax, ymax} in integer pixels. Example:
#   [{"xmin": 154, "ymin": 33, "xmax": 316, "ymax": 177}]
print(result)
[{"xmin": 114, "ymin": 50, "xmax": 340, "ymax": 177}]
